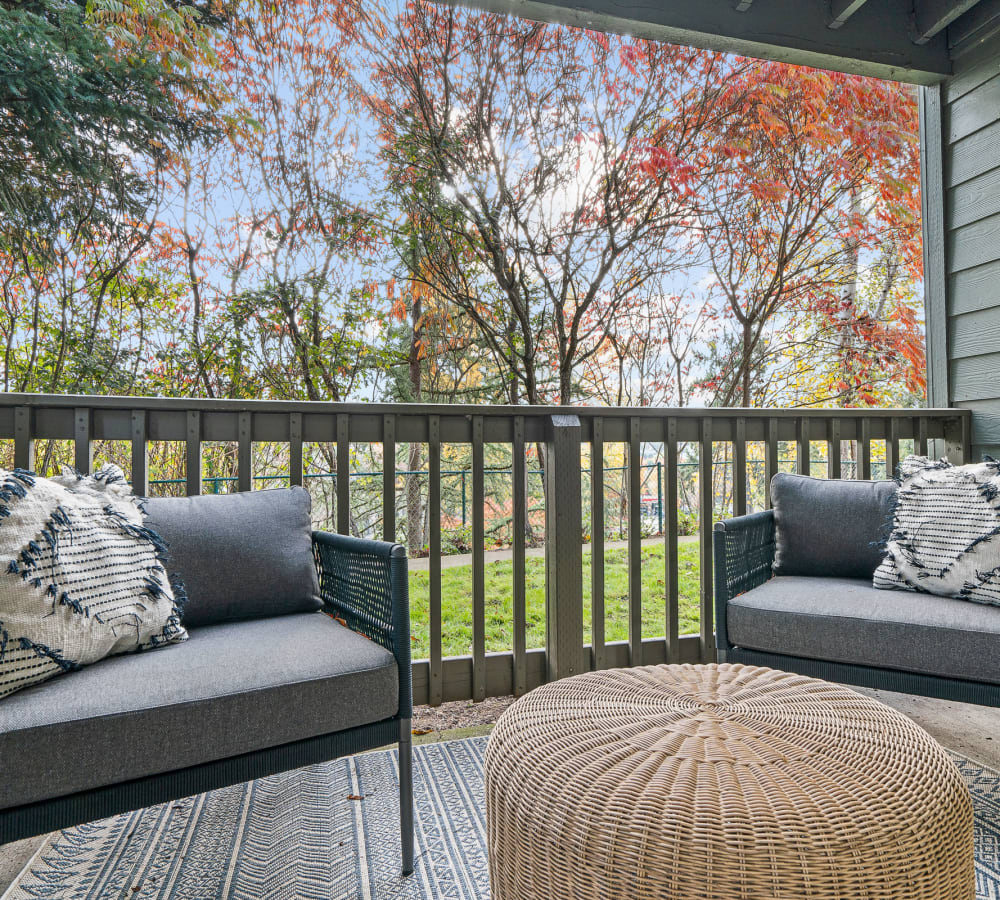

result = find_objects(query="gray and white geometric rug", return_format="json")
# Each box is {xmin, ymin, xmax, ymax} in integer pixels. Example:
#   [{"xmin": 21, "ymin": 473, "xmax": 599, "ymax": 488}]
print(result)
[{"xmin": 3, "ymin": 737, "xmax": 999, "ymax": 899}]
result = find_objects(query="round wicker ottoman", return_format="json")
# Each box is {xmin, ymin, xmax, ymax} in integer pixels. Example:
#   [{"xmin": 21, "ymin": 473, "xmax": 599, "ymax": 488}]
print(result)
[{"xmin": 485, "ymin": 663, "xmax": 973, "ymax": 900}]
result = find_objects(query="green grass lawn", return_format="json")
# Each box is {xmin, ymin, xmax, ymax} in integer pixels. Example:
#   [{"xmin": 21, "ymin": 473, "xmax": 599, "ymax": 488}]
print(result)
[{"xmin": 407, "ymin": 542, "xmax": 701, "ymax": 659}]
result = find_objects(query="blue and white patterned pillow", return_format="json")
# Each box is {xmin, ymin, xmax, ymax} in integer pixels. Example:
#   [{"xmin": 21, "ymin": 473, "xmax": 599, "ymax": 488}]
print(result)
[
  {"xmin": 874, "ymin": 455, "xmax": 1000, "ymax": 606},
  {"xmin": 0, "ymin": 464, "xmax": 187, "ymax": 699}
]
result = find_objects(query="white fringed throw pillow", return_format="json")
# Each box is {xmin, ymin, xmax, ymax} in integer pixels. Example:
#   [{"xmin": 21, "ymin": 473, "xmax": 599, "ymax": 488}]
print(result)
[
  {"xmin": 0, "ymin": 464, "xmax": 186, "ymax": 699},
  {"xmin": 874, "ymin": 455, "xmax": 1000, "ymax": 606}
]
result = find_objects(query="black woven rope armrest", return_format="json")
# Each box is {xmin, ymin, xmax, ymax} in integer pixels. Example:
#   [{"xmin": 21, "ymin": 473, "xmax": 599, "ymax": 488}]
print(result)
[
  {"xmin": 312, "ymin": 531, "xmax": 412, "ymax": 717},
  {"xmin": 713, "ymin": 510, "xmax": 776, "ymax": 651}
]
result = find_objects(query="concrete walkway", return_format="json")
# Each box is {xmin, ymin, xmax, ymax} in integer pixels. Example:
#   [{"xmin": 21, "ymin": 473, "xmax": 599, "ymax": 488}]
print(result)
[{"xmin": 407, "ymin": 534, "xmax": 699, "ymax": 571}]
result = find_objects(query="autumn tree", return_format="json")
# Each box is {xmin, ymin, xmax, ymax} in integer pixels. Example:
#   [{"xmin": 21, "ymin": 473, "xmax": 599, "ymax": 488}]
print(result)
[
  {"xmin": 0, "ymin": 0, "xmax": 231, "ymax": 411},
  {"xmin": 153, "ymin": 0, "xmax": 388, "ymax": 402},
  {"xmin": 360, "ymin": 3, "xmax": 744, "ymax": 405},
  {"xmin": 693, "ymin": 63, "xmax": 923, "ymax": 408},
  {"xmin": 580, "ymin": 287, "xmax": 716, "ymax": 408},
  {"xmin": 0, "ymin": 0, "xmax": 226, "ymax": 247}
]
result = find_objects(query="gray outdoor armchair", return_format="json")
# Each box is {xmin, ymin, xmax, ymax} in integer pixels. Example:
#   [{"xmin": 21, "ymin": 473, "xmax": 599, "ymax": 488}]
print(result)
[{"xmin": 0, "ymin": 492, "xmax": 414, "ymax": 876}]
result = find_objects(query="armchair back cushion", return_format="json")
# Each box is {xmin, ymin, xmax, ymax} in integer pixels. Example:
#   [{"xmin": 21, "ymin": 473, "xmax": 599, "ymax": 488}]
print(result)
[
  {"xmin": 771, "ymin": 473, "xmax": 896, "ymax": 579},
  {"xmin": 143, "ymin": 487, "xmax": 320, "ymax": 627}
]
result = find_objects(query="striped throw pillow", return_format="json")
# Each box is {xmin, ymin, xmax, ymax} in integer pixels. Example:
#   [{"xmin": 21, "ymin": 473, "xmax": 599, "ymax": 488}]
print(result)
[
  {"xmin": 0, "ymin": 464, "xmax": 186, "ymax": 699},
  {"xmin": 874, "ymin": 455, "xmax": 1000, "ymax": 606}
]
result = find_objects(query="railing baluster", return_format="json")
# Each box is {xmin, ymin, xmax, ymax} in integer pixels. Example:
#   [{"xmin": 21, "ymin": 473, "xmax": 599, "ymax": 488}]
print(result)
[
  {"xmin": 186, "ymin": 410, "xmax": 202, "ymax": 496},
  {"xmin": 917, "ymin": 415, "xmax": 929, "ymax": 457},
  {"xmin": 131, "ymin": 410, "xmax": 148, "ymax": 495},
  {"xmin": 961, "ymin": 414, "xmax": 973, "ymax": 464},
  {"xmin": 512, "ymin": 415, "xmax": 527, "ymax": 695},
  {"xmin": 545, "ymin": 415, "xmax": 584, "ymax": 682},
  {"xmin": 383, "ymin": 414, "xmax": 396, "ymax": 543},
  {"xmin": 289, "ymin": 412, "xmax": 303, "ymax": 487},
  {"xmin": 860, "ymin": 418, "xmax": 872, "ymax": 480},
  {"xmin": 664, "ymin": 417, "xmax": 679, "ymax": 663},
  {"xmin": 829, "ymin": 417, "xmax": 842, "ymax": 479},
  {"xmin": 699, "ymin": 417, "xmax": 714, "ymax": 663},
  {"xmin": 428, "ymin": 415, "xmax": 443, "ymax": 706},
  {"xmin": 14, "ymin": 406, "xmax": 33, "ymax": 472},
  {"xmin": 796, "ymin": 417, "xmax": 811, "ymax": 476},
  {"xmin": 764, "ymin": 417, "xmax": 778, "ymax": 508},
  {"xmin": 887, "ymin": 417, "xmax": 900, "ymax": 479},
  {"xmin": 590, "ymin": 417, "xmax": 605, "ymax": 672},
  {"xmin": 733, "ymin": 416, "xmax": 747, "ymax": 517},
  {"xmin": 238, "ymin": 411, "xmax": 253, "ymax": 492},
  {"xmin": 336, "ymin": 413, "xmax": 350, "ymax": 535},
  {"xmin": 472, "ymin": 415, "xmax": 486, "ymax": 701},
  {"xmin": 944, "ymin": 414, "xmax": 972, "ymax": 464},
  {"xmin": 74, "ymin": 407, "xmax": 92, "ymax": 475},
  {"xmin": 628, "ymin": 416, "xmax": 642, "ymax": 667}
]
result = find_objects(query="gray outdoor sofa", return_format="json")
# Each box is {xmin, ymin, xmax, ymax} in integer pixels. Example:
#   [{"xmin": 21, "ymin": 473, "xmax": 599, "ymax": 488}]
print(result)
[
  {"xmin": 714, "ymin": 473, "xmax": 1000, "ymax": 707},
  {"xmin": 0, "ymin": 487, "xmax": 414, "ymax": 875}
]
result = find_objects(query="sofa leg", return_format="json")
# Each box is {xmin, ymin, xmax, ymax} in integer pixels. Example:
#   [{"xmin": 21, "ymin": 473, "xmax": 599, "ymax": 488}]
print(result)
[{"xmin": 398, "ymin": 718, "xmax": 414, "ymax": 876}]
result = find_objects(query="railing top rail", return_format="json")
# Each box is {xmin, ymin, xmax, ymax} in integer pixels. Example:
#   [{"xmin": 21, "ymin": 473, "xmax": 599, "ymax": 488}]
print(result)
[{"xmin": 0, "ymin": 393, "xmax": 969, "ymax": 421}]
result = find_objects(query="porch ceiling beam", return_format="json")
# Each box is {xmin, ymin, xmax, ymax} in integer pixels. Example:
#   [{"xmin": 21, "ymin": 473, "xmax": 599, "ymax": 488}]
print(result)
[
  {"xmin": 454, "ymin": 0, "xmax": 952, "ymax": 84},
  {"xmin": 828, "ymin": 0, "xmax": 870, "ymax": 30},
  {"xmin": 912, "ymin": 0, "xmax": 983, "ymax": 44},
  {"xmin": 949, "ymin": 0, "xmax": 1000, "ymax": 57}
]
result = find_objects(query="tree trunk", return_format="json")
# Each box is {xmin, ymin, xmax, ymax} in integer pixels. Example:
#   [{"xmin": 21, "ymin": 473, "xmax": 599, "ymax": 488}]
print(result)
[
  {"xmin": 406, "ymin": 442, "xmax": 423, "ymax": 555},
  {"xmin": 404, "ymin": 293, "xmax": 425, "ymax": 555},
  {"xmin": 838, "ymin": 188, "xmax": 863, "ymax": 406},
  {"xmin": 741, "ymin": 322, "xmax": 753, "ymax": 408}
]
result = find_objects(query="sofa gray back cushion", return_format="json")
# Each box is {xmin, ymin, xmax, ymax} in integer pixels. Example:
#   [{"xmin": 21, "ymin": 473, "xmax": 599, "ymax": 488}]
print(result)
[
  {"xmin": 143, "ymin": 487, "xmax": 321, "ymax": 627},
  {"xmin": 771, "ymin": 473, "xmax": 896, "ymax": 579}
]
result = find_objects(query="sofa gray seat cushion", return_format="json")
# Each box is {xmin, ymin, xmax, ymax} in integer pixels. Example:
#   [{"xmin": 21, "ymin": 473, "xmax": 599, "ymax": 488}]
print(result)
[
  {"xmin": 0, "ymin": 612, "xmax": 398, "ymax": 810},
  {"xmin": 728, "ymin": 575, "xmax": 1000, "ymax": 685}
]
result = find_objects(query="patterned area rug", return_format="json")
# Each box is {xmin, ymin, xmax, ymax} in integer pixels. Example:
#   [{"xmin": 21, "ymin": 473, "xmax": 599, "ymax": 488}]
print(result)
[{"xmin": 3, "ymin": 737, "xmax": 999, "ymax": 899}]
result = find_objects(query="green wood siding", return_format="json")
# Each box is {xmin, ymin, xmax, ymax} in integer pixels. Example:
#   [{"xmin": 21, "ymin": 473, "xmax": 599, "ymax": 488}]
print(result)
[{"xmin": 938, "ymin": 38, "xmax": 1000, "ymax": 458}]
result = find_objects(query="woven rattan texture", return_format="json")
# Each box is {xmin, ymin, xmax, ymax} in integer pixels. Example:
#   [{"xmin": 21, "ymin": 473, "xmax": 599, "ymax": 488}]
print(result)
[
  {"xmin": 720, "ymin": 511, "xmax": 776, "ymax": 601},
  {"xmin": 313, "ymin": 531, "xmax": 412, "ymax": 718},
  {"xmin": 485, "ymin": 663, "xmax": 974, "ymax": 900}
]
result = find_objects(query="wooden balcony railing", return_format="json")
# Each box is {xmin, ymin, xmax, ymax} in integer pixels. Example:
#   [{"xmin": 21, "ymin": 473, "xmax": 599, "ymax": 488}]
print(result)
[{"xmin": 0, "ymin": 395, "xmax": 971, "ymax": 705}]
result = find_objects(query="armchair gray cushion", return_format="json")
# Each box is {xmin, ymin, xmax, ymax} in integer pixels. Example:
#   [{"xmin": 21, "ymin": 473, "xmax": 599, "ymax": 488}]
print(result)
[
  {"xmin": 771, "ymin": 473, "xmax": 896, "ymax": 579},
  {"xmin": 0, "ymin": 612, "xmax": 398, "ymax": 810},
  {"xmin": 144, "ymin": 487, "xmax": 320, "ymax": 627},
  {"xmin": 727, "ymin": 575, "xmax": 1000, "ymax": 685}
]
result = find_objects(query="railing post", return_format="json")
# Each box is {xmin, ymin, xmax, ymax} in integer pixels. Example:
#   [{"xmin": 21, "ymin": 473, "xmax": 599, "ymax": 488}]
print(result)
[
  {"xmin": 627, "ymin": 417, "xmax": 642, "ymax": 667},
  {"xmin": 699, "ymin": 417, "xmax": 715, "ymax": 662},
  {"xmin": 336, "ymin": 414, "xmax": 350, "ymax": 535},
  {"xmin": 186, "ymin": 410, "xmax": 202, "ymax": 496},
  {"xmin": 512, "ymin": 415, "xmax": 528, "ymax": 694},
  {"xmin": 131, "ymin": 410, "xmax": 148, "ymax": 496},
  {"xmin": 14, "ymin": 406, "xmax": 33, "ymax": 472},
  {"xmin": 238, "ymin": 410, "xmax": 253, "ymax": 493},
  {"xmin": 545, "ymin": 414, "xmax": 583, "ymax": 683},
  {"xmin": 944, "ymin": 413, "xmax": 972, "ymax": 465},
  {"xmin": 383, "ymin": 414, "xmax": 396, "ymax": 542},
  {"xmin": 74, "ymin": 407, "xmax": 93, "ymax": 475},
  {"xmin": 656, "ymin": 460, "xmax": 663, "ymax": 534},
  {"xmin": 289, "ymin": 412, "xmax": 303, "ymax": 487},
  {"xmin": 428, "ymin": 415, "xmax": 443, "ymax": 706}
]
